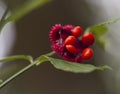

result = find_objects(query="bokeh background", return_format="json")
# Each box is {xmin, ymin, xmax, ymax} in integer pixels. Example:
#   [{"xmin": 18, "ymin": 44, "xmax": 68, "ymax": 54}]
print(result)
[{"xmin": 0, "ymin": 0, "xmax": 120, "ymax": 94}]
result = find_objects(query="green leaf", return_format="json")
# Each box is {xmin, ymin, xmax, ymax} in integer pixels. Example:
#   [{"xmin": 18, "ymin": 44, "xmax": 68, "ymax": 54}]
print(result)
[
  {"xmin": 0, "ymin": 0, "xmax": 51, "ymax": 32},
  {"xmin": 87, "ymin": 25, "xmax": 108, "ymax": 49},
  {"xmin": 36, "ymin": 55, "xmax": 49, "ymax": 65},
  {"xmin": 89, "ymin": 25, "xmax": 108, "ymax": 36},
  {"xmin": 5, "ymin": 0, "xmax": 51, "ymax": 22},
  {"xmin": 37, "ymin": 55, "xmax": 111, "ymax": 73},
  {"xmin": 0, "ymin": 55, "xmax": 33, "ymax": 63},
  {"xmin": 86, "ymin": 17, "xmax": 120, "ymax": 49}
]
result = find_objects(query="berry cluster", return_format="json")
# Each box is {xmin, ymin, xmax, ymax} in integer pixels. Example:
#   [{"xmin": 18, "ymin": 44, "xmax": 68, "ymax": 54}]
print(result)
[{"xmin": 49, "ymin": 24, "xmax": 95, "ymax": 63}]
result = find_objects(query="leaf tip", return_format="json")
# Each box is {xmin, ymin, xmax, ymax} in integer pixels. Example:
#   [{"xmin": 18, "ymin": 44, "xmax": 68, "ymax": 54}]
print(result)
[{"xmin": 97, "ymin": 65, "xmax": 112, "ymax": 71}]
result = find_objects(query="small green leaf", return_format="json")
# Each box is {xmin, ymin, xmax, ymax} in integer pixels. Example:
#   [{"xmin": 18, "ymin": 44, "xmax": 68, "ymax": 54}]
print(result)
[
  {"xmin": 0, "ymin": 0, "xmax": 52, "ymax": 32},
  {"xmin": 86, "ymin": 17, "xmax": 120, "ymax": 49},
  {"xmin": 5, "ymin": 0, "xmax": 51, "ymax": 22},
  {"xmin": 86, "ymin": 24, "xmax": 108, "ymax": 49},
  {"xmin": 36, "ymin": 55, "xmax": 49, "ymax": 65},
  {"xmin": 89, "ymin": 25, "xmax": 108, "ymax": 36},
  {"xmin": 37, "ymin": 55, "xmax": 111, "ymax": 73},
  {"xmin": 0, "ymin": 55, "xmax": 33, "ymax": 63}
]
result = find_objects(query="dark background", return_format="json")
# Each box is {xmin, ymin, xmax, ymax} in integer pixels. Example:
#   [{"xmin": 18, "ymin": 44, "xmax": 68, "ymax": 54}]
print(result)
[{"xmin": 0, "ymin": 0, "xmax": 114, "ymax": 94}]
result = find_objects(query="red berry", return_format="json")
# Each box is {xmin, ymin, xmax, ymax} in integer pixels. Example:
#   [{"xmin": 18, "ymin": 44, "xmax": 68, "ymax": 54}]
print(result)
[
  {"xmin": 71, "ymin": 26, "xmax": 82, "ymax": 37},
  {"xmin": 66, "ymin": 45, "xmax": 77, "ymax": 53},
  {"xmin": 64, "ymin": 36, "xmax": 77, "ymax": 45},
  {"xmin": 81, "ymin": 32, "xmax": 95, "ymax": 46},
  {"xmin": 81, "ymin": 48, "xmax": 93, "ymax": 60}
]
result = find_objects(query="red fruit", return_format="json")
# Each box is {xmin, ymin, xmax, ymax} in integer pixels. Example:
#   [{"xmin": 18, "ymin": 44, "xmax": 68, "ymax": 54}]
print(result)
[
  {"xmin": 66, "ymin": 45, "xmax": 77, "ymax": 53},
  {"xmin": 64, "ymin": 36, "xmax": 77, "ymax": 45},
  {"xmin": 81, "ymin": 32, "xmax": 95, "ymax": 46},
  {"xmin": 81, "ymin": 48, "xmax": 93, "ymax": 60},
  {"xmin": 71, "ymin": 26, "xmax": 82, "ymax": 37}
]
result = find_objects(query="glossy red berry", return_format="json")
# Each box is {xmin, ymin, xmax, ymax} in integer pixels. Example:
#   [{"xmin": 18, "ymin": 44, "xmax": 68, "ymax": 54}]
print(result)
[
  {"xmin": 66, "ymin": 45, "xmax": 77, "ymax": 53},
  {"xmin": 81, "ymin": 48, "xmax": 93, "ymax": 60},
  {"xmin": 71, "ymin": 26, "xmax": 82, "ymax": 37},
  {"xmin": 81, "ymin": 32, "xmax": 95, "ymax": 46},
  {"xmin": 64, "ymin": 36, "xmax": 77, "ymax": 45}
]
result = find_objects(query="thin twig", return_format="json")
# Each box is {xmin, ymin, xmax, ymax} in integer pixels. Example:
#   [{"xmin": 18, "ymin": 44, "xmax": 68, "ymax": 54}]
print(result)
[
  {"xmin": 0, "ymin": 62, "xmax": 36, "ymax": 88},
  {"xmin": 45, "ymin": 51, "xmax": 55, "ymax": 56},
  {"xmin": 0, "ymin": 8, "xmax": 9, "ymax": 32},
  {"xmin": 0, "ymin": 8, "xmax": 8, "ymax": 22},
  {"xmin": 0, "ymin": 51, "xmax": 54, "ymax": 88}
]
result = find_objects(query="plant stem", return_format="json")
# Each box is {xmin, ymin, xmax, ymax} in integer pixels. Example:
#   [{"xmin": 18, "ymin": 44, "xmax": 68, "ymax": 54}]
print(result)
[
  {"xmin": 0, "ymin": 51, "xmax": 55, "ymax": 88},
  {"xmin": 0, "ymin": 8, "xmax": 8, "ymax": 22},
  {"xmin": 0, "ymin": 8, "xmax": 8, "ymax": 32},
  {"xmin": 0, "ymin": 62, "xmax": 36, "ymax": 88},
  {"xmin": 45, "ymin": 51, "xmax": 55, "ymax": 56}
]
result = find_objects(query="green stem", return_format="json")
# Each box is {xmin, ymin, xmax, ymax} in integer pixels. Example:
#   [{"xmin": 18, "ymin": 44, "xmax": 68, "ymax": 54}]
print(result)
[
  {"xmin": 45, "ymin": 51, "xmax": 55, "ymax": 56},
  {"xmin": 0, "ymin": 8, "xmax": 8, "ymax": 32},
  {"xmin": 0, "ymin": 62, "xmax": 36, "ymax": 88},
  {"xmin": 0, "ymin": 8, "xmax": 8, "ymax": 22},
  {"xmin": 0, "ymin": 51, "xmax": 54, "ymax": 88}
]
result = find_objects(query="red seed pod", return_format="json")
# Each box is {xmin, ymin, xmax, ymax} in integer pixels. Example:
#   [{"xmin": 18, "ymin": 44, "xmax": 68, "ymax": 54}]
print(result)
[
  {"xmin": 71, "ymin": 26, "xmax": 82, "ymax": 37},
  {"xmin": 66, "ymin": 45, "xmax": 77, "ymax": 53},
  {"xmin": 81, "ymin": 48, "xmax": 93, "ymax": 60},
  {"xmin": 81, "ymin": 32, "xmax": 95, "ymax": 46},
  {"xmin": 64, "ymin": 36, "xmax": 77, "ymax": 45}
]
